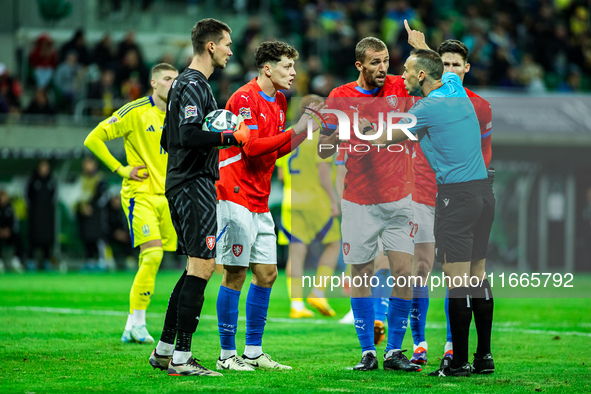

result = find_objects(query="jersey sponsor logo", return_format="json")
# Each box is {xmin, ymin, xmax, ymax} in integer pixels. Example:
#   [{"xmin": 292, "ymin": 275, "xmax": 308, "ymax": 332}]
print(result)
[
  {"xmin": 260, "ymin": 113, "xmax": 267, "ymax": 121},
  {"xmin": 106, "ymin": 116, "xmax": 119, "ymax": 124},
  {"xmin": 240, "ymin": 95, "xmax": 250, "ymax": 101},
  {"xmin": 442, "ymin": 198, "xmax": 450, "ymax": 207},
  {"xmin": 386, "ymin": 95, "xmax": 398, "ymax": 108},
  {"xmin": 206, "ymin": 236, "xmax": 215, "ymax": 250},
  {"xmin": 141, "ymin": 224, "xmax": 151, "ymax": 236},
  {"xmin": 146, "ymin": 125, "xmax": 155, "ymax": 132},
  {"xmin": 349, "ymin": 104, "xmax": 360, "ymax": 112},
  {"xmin": 185, "ymin": 105, "xmax": 197, "ymax": 118},
  {"xmin": 343, "ymin": 242, "xmax": 350, "ymax": 256},
  {"xmin": 486, "ymin": 122, "xmax": 492, "ymax": 130},
  {"xmin": 239, "ymin": 107, "xmax": 252, "ymax": 119},
  {"xmin": 232, "ymin": 244, "xmax": 243, "ymax": 257}
]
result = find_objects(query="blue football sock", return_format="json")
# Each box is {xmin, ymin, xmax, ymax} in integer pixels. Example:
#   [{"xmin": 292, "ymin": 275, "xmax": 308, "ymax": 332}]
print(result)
[
  {"xmin": 351, "ymin": 297, "xmax": 376, "ymax": 353},
  {"xmin": 217, "ymin": 285, "xmax": 241, "ymax": 351},
  {"xmin": 245, "ymin": 284, "xmax": 272, "ymax": 347},
  {"xmin": 410, "ymin": 285, "xmax": 429, "ymax": 345},
  {"xmin": 445, "ymin": 288, "xmax": 452, "ymax": 343},
  {"xmin": 373, "ymin": 298, "xmax": 388, "ymax": 323},
  {"xmin": 371, "ymin": 269, "xmax": 390, "ymax": 322},
  {"xmin": 386, "ymin": 297, "xmax": 412, "ymax": 352}
]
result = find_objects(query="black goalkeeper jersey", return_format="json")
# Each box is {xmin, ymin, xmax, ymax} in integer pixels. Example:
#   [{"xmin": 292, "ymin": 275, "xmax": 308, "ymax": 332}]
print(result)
[{"xmin": 161, "ymin": 68, "xmax": 219, "ymax": 198}]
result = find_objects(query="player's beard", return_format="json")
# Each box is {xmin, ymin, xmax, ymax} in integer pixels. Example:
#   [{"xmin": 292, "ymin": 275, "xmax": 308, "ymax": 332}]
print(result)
[{"xmin": 363, "ymin": 68, "xmax": 385, "ymax": 88}]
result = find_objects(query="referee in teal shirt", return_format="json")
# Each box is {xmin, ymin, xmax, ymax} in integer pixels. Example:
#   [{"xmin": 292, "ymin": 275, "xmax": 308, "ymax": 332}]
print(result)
[{"xmin": 369, "ymin": 49, "xmax": 495, "ymax": 378}]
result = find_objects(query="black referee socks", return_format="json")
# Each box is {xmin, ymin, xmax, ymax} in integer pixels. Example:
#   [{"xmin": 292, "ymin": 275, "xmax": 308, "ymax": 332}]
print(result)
[
  {"xmin": 448, "ymin": 286, "xmax": 472, "ymax": 368},
  {"xmin": 471, "ymin": 279, "xmax": 494, "ymax": 357}
]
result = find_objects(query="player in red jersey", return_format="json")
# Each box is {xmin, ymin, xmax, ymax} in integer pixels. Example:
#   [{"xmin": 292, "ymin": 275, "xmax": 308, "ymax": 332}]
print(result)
[
  {"xmin": 215, "ymin": 41, "xmax": 322, "ymax": 372},
  {"xmin": 405, "ymin": 20, "xmax": 494, "ymax": 373},
  {"xmin": 318, "ymin": 37, "xmax": 421, "ymax": 373}
]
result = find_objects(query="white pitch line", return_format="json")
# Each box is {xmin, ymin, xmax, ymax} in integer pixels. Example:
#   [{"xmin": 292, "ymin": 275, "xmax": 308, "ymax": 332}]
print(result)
[{"xmin": 2, "ymin": 306, "xmax": 591, "ymax": 338}]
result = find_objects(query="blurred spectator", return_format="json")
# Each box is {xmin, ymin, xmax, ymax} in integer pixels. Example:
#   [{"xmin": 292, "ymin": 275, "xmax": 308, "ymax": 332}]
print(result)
[
  {"xmin": 93, "ymin": 34, "xmax": 117, "ymax": 71},
  {"xmin": 87, "ymin": 68, "xmax": 119, "ymax": 117},
  {"xmin": 519, "ymin": 53, "xmax": 547, "ymax": 93},
  {"xmin": 53, "ymin": 52, "xmax": 85, "ymax": 112},
  {"xmin": 28, "ymin": 33, "xmax": 58, "ymax": 89},
  {"xmin": 25, "ymin": 159, "xmax": 57, "ymax": 271},
  {"xmin": 117, "ymin": 49, "xmax": 149, "ymax": 99},
  {"xmin": 59, "ymin": 29, "xmax": 92, "ymax": 66},
  {"xmin": 25, "ymin": 89, "xmax": 57, "ymax": 123},
  {"xmin": 0, "ymin": 63, "xmax": 22, "ymax": 114},
  {"xmin": 0, "ymin": 190, "xmax": 25, "ymax": 273},
  {"xmin": 117, "ymin": 31, "xmax": 145, "ymax": 66},
  {"xmin": 558, "ymin": 68, "xmax": 583, "ymax": 92},
  {"xmin": 103, "ymin": 194, "xmax": 135, "ymax": 271},
  {"xmin": 76, "ymin": 157, "xmax": 108, "ymax": 271}
]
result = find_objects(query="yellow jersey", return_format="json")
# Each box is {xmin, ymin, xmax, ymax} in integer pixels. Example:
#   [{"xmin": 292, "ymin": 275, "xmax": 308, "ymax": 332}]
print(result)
[
  {"xmin": 91, "ymin": 96, "xmax": 167, "ymax": 198},
  {"xmin": 276, "ymin": 132, "xmax": 334, "ymax": 212}
]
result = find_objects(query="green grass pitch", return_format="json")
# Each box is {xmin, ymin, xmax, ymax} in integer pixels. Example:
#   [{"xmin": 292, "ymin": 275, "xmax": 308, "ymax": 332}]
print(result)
[{"xmin": 1, "ymin": 270, "xmax": 590, "ymax": 393}]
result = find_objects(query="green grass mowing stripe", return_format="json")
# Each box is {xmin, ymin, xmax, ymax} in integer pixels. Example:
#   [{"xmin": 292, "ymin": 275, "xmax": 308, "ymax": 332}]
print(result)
[{"xmin": 1, "ymin": 271, "xmax": 590, "ymax": 393}]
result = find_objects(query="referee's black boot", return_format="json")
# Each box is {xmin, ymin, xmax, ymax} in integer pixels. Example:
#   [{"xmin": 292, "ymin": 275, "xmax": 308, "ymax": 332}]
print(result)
[
  {"xmin": 429, "ymin": 361, "xmax": 471, "ymax": 377},
  {"xmin": 471, "ymin": 353, "xmax": 495, "ymax": 374}
]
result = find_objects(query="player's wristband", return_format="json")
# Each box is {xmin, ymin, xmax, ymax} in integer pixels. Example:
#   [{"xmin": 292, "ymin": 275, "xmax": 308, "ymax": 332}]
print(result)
[{"xmin": 221, "ymin": 131, "xmax": 238, "ymax": 147}]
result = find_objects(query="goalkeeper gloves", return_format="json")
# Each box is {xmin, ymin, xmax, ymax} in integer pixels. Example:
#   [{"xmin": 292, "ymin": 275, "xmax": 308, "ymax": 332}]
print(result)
[{"xmin": 221, "ymin": 114, "xmax": 251, "ymax": 147}]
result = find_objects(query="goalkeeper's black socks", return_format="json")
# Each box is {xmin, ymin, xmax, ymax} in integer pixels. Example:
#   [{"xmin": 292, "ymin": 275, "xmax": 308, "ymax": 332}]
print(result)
[
  {"xmin": 175, "ymin": 275, "xmax": 208, "ymax": 352},
  {"xmin": 160, "ymin": 270, "xmax": 187, "ymax": 345}
]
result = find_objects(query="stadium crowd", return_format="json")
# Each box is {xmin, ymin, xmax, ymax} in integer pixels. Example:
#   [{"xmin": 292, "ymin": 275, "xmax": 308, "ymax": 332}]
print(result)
[{"xmin": 0, "ymin": 0, "xmax": 590, "ymax": 118}]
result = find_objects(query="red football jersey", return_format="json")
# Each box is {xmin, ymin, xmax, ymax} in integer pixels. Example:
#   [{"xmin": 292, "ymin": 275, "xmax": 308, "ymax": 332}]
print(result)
[
  {"xmin": 324, "ymin": 75, "xmax": 414, "ymax": 205},
  {"xmin": 412, "ymin": 88, "xmax": 493, "ymax": 206},
  {"xmin": 218, "ymin": 78, "xmax": 290, "ymax": 213}
]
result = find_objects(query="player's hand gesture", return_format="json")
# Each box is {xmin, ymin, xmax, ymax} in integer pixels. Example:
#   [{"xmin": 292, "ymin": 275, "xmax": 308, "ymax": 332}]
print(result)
[
  {"xmin": 405, "ymin": 19, "xmax": 429, "ymax": 50},
  {"xmin": 293, "ymin": 102, "xmax": 325, "ymax": 135},
  {"xmin": 117, "ymin": 165, "xmax": 148, "ymax": 181}
]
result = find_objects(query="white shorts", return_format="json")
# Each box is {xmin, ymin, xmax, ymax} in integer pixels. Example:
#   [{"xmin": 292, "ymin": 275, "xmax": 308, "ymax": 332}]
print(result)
[
  {"xmin": 341, "ymin": 195, "xmax": 415, "ymax": 264},
  {"xmin": 411, "ymin": 201, "xmax": 435, "ymax": 244},
  {"xmin": 216, "ymin": 200, "xmax": 277, "ymax": 267}
]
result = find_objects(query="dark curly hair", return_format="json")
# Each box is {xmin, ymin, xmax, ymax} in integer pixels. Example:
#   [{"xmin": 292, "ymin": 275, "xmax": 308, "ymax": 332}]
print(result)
[{"xmin": 254, "ymin": 41, "xmax": 299, "ymax": 69}]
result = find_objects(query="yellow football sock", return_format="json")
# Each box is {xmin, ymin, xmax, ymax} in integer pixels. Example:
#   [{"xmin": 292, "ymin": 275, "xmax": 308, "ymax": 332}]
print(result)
[
  {"xmin": 129, "ymin": 247, "xmax": 163, "ymax": 313},
  {"xmin": 315, "ymin": 265, "xmax": 334, "ymax": 293}
]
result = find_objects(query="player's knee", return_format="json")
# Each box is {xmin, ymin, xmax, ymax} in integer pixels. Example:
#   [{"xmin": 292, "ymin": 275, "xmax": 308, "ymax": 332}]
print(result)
[
  {"xmin": 223, "ymin": 266, "xmax": 248, "ymax": 290},
  {"xmin": 391, "ymin": 265, "xmax": 411, "ymax": 280},
  {"xmin": 139, "ymin": 247, "xmax": 164, "ymax": 274},
  {"xmin": 415, "ymin": 260, "xmax": 431, "ymax": 280},
  {"xmin": 254, "ymin": 267, "xmax": 277, "ymax": 287}
]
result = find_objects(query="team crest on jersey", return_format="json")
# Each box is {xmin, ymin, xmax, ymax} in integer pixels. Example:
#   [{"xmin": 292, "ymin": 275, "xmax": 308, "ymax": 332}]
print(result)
[
  {"xmin": 142, "ymin": 224, "xmax": 150, "ymax": 236},
  {"xmin": 185, "ymin": 105, "xmax": 197, "ymax": 118},
  {"xmin": 343, "ymin": 243, "xmax": 351, "ymax": 256},
  {"xmin": 107, "ymin": 116, "xmax": 119, "ymax": 124},
  {"xmin": 386, "ymin": 95, "xmax": 398, "ymax": 108},
  {"xmin": 239, "ymin": 107, "xmax": 252, "ymax": 119},
  {"xmin": 279, "ymin": 110, "xmax": 285, "ymax": 124},
  {"xmin": 232, "ymin": 244, "xmax": 243, "ymax": 257},
  {"xmin": 206, "ymin": 236, "xmax": 215, "ymax": 250}
]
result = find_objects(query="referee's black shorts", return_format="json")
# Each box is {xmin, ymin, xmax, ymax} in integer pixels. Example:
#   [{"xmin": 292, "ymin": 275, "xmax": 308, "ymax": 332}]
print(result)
[
  {"xmin": 167, "ymin": 177, "xmax": 217, "ymax": 259},
  {"xmin": 434, "ymin": 179, "xmax": 495, "ymax": 264}
]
